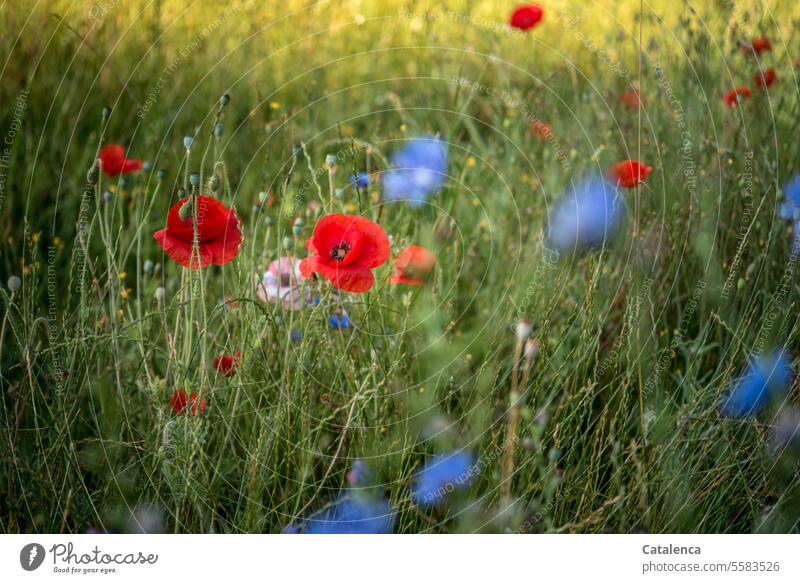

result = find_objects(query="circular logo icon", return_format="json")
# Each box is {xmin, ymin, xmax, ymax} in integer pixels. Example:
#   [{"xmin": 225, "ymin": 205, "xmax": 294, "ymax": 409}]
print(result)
[{"xmin": 20, "ymin": 543, "xmax": 46, "ymax": 571}]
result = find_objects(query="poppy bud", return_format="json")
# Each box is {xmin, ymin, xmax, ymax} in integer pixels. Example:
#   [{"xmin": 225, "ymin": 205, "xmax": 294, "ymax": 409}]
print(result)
[
  {"xmin": 189, "ymin": 172, "xmax": 200, "ymax": 188},
  {"xmin": 516, "ymin": 319, "xmax": 533, "ymax": 340},
  {"xmin": 292, "ymin": 144, "xmax": 302, "ymax": 157},
  {"xmin": 7, "ymin": 275, "xmax": 21, "ymax": 292},
  {"xmin": 143, "ymin": 259, "xmax": 154, "ymax": 274},
  {"xmin": 325, "ymin": 154, "xmax": 337, "ymax": 168},
  {"xmin": 143, "ymin": 161, "xmax": 153, "ymax": 171},
  {"xmin": 179, "ymin": 200, "xmax": 194, "ymax": 221},
  {"xmin": 102, "ymin": 106, "xmax": 112, "ymax": 120},
  {"xmin": 119, "ymin": 177, "xmax": 128, "ymax": 190},
  {"xmin": 265, "ymin": 215, "xmax": 276, "ymax": 227},
  {"xmin": 157, "ymin": 169, "xmax": 166, "ymax": 181},
  {"xmin": 258, "ymin": 191, "xmax": 268, "ymax": 204},
  {"xmin": 219, "ymin": 93, "xmax": 230, "ymax": 107},
  {"xmin": 154, "ymin": 286, "xmax": 165, "ymax": 302},
  {"xmin": 282, "ymin": 236, "xmax": 294, "ymax": 250},
  {"xmin": 183, "ymin": 136, "xmax": 194, "ymax": 150},
  {"xmin": 102, "ymin": 191, "xmax": 112, "ymax": 204},
  {"xmin": 525, "ymin": 338, "xmax": 540, "ymax": 359},
  {"xmin": 86, "ymin": 162, "xmax": 100, "ymax": 185},
  {"xmin": 292, "ymin": 223, "xmax": 303, "ymax": 236},
  {"xmin": 214, "ymin": 123, "xmax": 224, "ymax": 138}
]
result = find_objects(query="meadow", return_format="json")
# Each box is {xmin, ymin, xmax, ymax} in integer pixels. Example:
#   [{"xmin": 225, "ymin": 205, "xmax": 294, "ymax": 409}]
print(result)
[{"xmin": 2, "ymin": 0, "xmax": 800, "ymax": 534}]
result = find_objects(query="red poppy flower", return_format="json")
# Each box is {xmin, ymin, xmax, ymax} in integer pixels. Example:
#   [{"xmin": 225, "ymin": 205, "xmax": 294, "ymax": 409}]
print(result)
[
  {"xmin": 741, "ymin": 37, "xmax": 771, "ymax": 55},
  {"xmin": 723, "ymin": 86, "xmax": 751, "ymax": 107},
  {"xmin": 620, "ymin": 91, "xmax": 641, "ymax": 110},
  {"xmin": 99, "ymin": 144, "xmax": 143, "ymax": 176},
  {"xmin": 214, "ymin": 352, "xmax": 241, "ymax": 376},
  {"xmin": 390, "ymin": 245, "xmax": 436, "ymax": 286},
  {"xmin": 153, "ymin": 195, "xmax": 242, "ymax": 270},
  {"xmin": 509, "ymin": 4, "xmax": 543, "ymax": 31},
  {"xmin": 530, "ymin": 120, "xmax": 552, "ymax": 140},
  {"xmin": 755, "ymin": 68, "xmax": 777, "ymax": 89},
  {"xmin": 170, "ymin": 389, "xmax": 206, "ymax": 416},
  {"xmin": 606, "ymin": 160, "xmax": 653, "ymax": 188},
  {"xmin": 299, "ymin": 214, "xmax": 390, "ymax": 293}
]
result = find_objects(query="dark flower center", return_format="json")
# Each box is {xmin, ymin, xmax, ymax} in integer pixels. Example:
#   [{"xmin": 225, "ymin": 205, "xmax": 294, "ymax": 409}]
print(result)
[{"xmin": 330, "ymin": 242, "xmax": 351, "ymax": 262}]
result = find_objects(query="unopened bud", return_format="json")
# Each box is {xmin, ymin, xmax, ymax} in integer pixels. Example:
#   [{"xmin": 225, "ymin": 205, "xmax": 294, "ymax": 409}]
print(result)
[
  {"xmin": 525, "ymin": 338, "xmax": 540, "ymax": 359},
  {"xmin": 179, "ymin": 200, "xmax": 193, "ymax": 221},
  {"xmin": 516, "ymin": 319, "xmax": 532, "ymax": 340}
]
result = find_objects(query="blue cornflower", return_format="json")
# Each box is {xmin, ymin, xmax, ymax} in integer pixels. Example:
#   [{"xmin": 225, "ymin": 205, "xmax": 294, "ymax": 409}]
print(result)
[
  {"xmin": 329, "ymin": 312, "xmax": 350, "ymax": 330},
  {"xmin": 547, "ymin": 177, "xmax": 624, "ymax": 253},
  {"xmin": 778, "ymin": 173, "xmax": 800, "ymax": 251},
  {"xmin": 290, "ymin": 330, "xmax": 303, "ymax": 342},
  {"xmin": 303, "ymin": 494, "xmax": 394, "ymax": 534},
  {"xmin": 382, "ymin": 136, "xmax": 448, "ymax": 207},
  {"xmin": 718, "ymin": 349, "xmax": 793, "ymax": 418},
  {"xmin": 411, "ymin": 450, "xmax": 474, "ymax": 508},
  {"xmin": 349, "ymin": 172, "xmax": 370, "ymax": 189},
  {"xmin": 346, "ymin": 459, "xmax": 371, "ymax": 486}
]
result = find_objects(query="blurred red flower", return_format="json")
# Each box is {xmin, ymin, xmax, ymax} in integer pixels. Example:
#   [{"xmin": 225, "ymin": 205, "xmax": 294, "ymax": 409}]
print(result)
[
  {"xmin": 390, "ymin": 245, "xmax": 436, "ymax": 286},
  {"xmin": 755, "ymin": 68, "xmax": 777, "ymax": 89},
  {"xmin": 530, "ymin": 120, "xmax": 552, "ymax": 140},
  {"xmin": 509, "ymin": 4, "xmax": 543, "ymax": 31},
  {"xmin": 214, "ymin": 352, "xmax": 241, "ymax": 376},
  {"xmin": 299, "ymin": 214, "xmax": 390, "ymax": 293},
  {"xmin": 99, "ymin": 144, "xmax": 142, "ymax": 176},
  {"xmin": 620, "ymin": 91, "xmax": 641, "ymax": 111},
  {"xmin": 153, "ymin": 195, "xmax": 242, "ymax": 270},
  {"xmin": 723, "ymin": 86, "xmax": 751, "ymax": 107},
  {"xmin": 741, "ymin": 37, "xmax": 771, "ymax": 55},
  {"xmin": 170, "ymin": 389, "xmax": 206, "ymax": 416},
  {"xmin": 606, "ymin": 160, "xmax": 653, "ymax": 188}
]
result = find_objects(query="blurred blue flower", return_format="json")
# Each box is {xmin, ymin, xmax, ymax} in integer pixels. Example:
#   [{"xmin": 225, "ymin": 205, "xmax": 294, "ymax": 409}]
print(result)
[
  {"xmin": 382, "ymin": 136, "xmax": 447, "ymax": 207},
  {"xmin": 329, "ymin": 312, "xmax": 350, "ymax": 330},
  {"xmin": 347, "ymin": 459, "xmax": 371, "ymax": 486},
  {"xmin": 411, "ymin": 450, "xmax": 474, "ymax": 507},
  {"xmin": 304, "ymin": 495, "xmax": 394, "ymax": 534},
  {"xmin": 718, "ymin": 349, "xmax": 793, "ymax": 418},
  {"xmin": 547, "ymin": 177, "xmax": 624, "ymax": 253},
  {"xmin": 349, "ymin": 172, "xmax": 370, "ymax": 189},
  {"xmin": 778, "ymin": 173, "xmax": 800, "ymax": 252},
  {"xmin": 290, "ymin": 330, "xmax": 303, "ymax": 342}
]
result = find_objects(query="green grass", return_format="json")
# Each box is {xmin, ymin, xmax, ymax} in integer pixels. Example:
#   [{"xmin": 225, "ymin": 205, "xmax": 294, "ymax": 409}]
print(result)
[{"xmin": 2, "ymin": 0, "xmax": 800, "ymax": 533}]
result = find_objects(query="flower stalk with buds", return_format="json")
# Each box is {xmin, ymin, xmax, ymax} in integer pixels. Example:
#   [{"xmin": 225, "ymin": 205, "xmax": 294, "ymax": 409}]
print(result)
[{"xmin": 502, "ymin": 320, "xmax": 540, "ymax": 498}]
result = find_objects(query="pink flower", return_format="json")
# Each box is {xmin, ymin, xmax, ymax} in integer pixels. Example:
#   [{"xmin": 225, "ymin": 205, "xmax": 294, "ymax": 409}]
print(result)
[{"xmin": 256, "ymin": 257, "xmax": 308, "ymax": 311}]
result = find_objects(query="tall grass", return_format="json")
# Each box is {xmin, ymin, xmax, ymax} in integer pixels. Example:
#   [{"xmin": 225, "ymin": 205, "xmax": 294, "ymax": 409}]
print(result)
[{"xmin": 2, "ymin": 0, "xmax": 800, "ymax": 533}]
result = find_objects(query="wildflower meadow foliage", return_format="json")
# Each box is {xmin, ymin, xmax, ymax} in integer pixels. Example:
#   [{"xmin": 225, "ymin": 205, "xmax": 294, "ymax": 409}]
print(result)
[{"xmin": 2, "ymin": 0, "xmax": 800, "ymax": 536}]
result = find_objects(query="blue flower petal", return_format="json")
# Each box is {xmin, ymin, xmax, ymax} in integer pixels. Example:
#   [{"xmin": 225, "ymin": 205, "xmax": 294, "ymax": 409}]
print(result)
[
  {"xmin": 718, "ymin": 349, "xmax": 792, "ymax": 418},
  {"xmin": 411, "ymin": 450, "xmax": 474, "ymax": 507}
]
